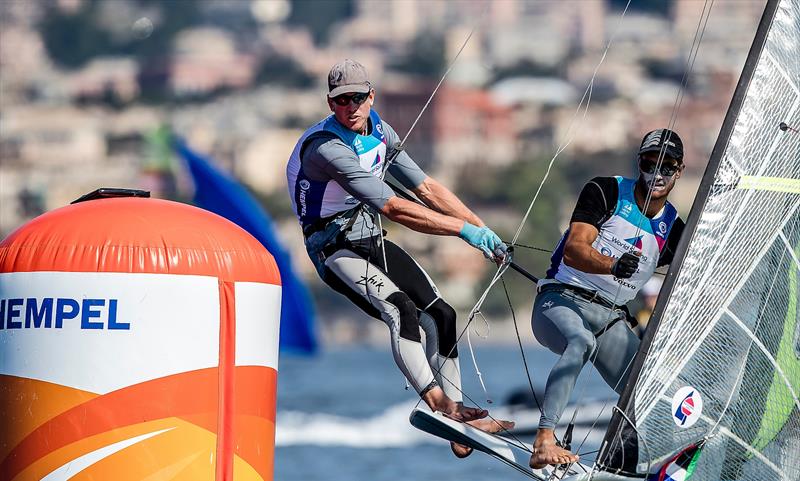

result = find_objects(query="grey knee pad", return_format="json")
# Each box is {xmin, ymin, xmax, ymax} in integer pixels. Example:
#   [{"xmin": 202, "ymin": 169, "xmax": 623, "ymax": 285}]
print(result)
[{"xmin": 419, "ymin": 311, "xmax": 463, "ymax": 402}]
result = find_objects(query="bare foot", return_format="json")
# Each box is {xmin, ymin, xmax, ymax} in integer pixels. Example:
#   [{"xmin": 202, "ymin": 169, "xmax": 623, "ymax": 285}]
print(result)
[
  {"xmin": 529, "ymin": 429, "xmax": 579, "ymax": 469},
  {"xmin": 450, "ymin": 403, "xmax": 488, "ymax": 423},
  {"xmin": 449, "ymin": 415, "xmax": 515, "ymax": 458},
  {"xmin": 422, "ymin": 388, "xmax": 488, "ymax": 423},
  {"xmin": 466, "ymin": 417, "xmax": 515, "ymax": 434},
  {"xmin": 450, "ymin": 442, "xmax": 473, "ymax": 458}
]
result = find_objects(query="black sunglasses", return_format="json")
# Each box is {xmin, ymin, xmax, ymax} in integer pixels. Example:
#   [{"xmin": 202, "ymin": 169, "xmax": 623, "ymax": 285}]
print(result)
[
  {"xmin": 639, "ymin": 157, "xmax": 680, "ymax": 177},
  {"xmin": 331, "ymin": 91, "xmax": 370, "ymax": 107}
]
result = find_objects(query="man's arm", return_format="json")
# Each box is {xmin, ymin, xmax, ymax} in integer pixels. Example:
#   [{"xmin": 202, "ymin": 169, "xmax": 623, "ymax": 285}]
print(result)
[
  {"xmin": 310, "ymin": 135, "xmax": 503, "ymax": 258},
  {"xmin": 562, "ymin": 177, "xmax": 626, "ymax": 275},
  {"xmin": 380, "ymin": 196, "xmax": 466, "ymax": 235},
  {"xmin": 311, "ymin": 137, "xmax": 470, "ymax": 236},
  {"xmin": 381, "ymin": 120, "xmax": 484, "ymax": 227},
  {"xmin": 412, "ymin": 176, "xmax": 484, "ymax": 227},
  {"xmin": 381, "ymin": 197, "xmax": 504, "ymax": 261},
  {"xmin": 563, "ymin": 222, "xmax": 615, "ymax": 274}
]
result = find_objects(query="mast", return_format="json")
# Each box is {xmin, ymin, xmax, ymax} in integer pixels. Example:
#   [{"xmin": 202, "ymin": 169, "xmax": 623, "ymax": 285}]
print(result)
[{"xmin": 597, "ymin": 0, "xmax": 782, "ymax": 473}]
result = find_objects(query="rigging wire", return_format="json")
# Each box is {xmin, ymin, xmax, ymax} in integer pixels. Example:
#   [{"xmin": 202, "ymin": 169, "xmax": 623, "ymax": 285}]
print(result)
[
  {"xmin": 573, "ymin": 0, "xmax": 717, "ymax": 467},
  {"xmin": 510, "ymin": 240, "xmax": 668, "ymax": 277},
  {"xmin": 447, "ymin": 0, "xmax": 716, "ymax": 471},
  {"xmin": 383, "ymin": 188, "xmax": 547, "ymax": 456},
  {"xmin": 502, "ymin": 277, "xmax": 545, "ymax": 414},
  {"xmin": 508, "ymin": 0, "xmax": 633, "ymax": 247},
  {"xmin": 461, "ymin": 0, "xmax": 636, "ymax": 410},
  {"xmin": 373, "ymin": 1, "xmax": 490, "ymax": 276},
  {"xmin": 379, "ymin": 0, "xmax": 532, "ymax": 424}
]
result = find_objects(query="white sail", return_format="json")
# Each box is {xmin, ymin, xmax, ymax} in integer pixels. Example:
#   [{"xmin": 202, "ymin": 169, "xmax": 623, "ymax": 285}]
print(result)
[{"xmin": 597, "ymin": 0, "xmax": 800, "ymax": 480}]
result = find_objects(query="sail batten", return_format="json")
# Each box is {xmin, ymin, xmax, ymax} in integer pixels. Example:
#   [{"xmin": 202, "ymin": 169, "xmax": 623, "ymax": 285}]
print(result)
[
  {"xmin": 725, "ymin": 308, "xmax": 800, "ymax": 411},
  {"xmin": 637, "ymin": 205, "xmax": 800, "ymax": 423}
]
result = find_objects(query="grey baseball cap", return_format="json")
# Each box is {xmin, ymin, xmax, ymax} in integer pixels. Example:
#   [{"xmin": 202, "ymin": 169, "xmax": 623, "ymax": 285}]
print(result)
[{"xmin": 328, "ymin": 59, "xmax": 371, "ymax": 97}]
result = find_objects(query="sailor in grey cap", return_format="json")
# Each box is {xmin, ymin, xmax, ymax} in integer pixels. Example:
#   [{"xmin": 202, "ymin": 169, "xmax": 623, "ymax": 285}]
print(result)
[
  {"xmin": 327, "ymin": 58, "xmax": 372, "ymax": 97},
  {"xmin": 286, "ymin": 59, "xmax": 513, "ymax": 458}
]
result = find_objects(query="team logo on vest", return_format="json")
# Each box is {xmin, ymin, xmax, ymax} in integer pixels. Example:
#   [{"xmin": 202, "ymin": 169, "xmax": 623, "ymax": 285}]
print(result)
[
  {"xmin": 375, "ymin": 123, "xmax": 384, "ymax": 135},
  {"xmin": 299, "ymin": 179, "xmax": 310, "ymax": 190},
  {"xmin": 671, "ymin": 386, "xmax": 703, "ymax": 428},
  {"xmin": 658, "ymin": 221, "xmax": 668, "ymax": 235},
  {"xmin": 625, "ymin": 235, "xmax": 644, "ymax": 250}
]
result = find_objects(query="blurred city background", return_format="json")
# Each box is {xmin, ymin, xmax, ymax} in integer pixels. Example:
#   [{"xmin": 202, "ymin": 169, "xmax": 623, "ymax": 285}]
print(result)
[{"xmin": 0, "ymin": 0, "xmax": 765, "ymax": 344}]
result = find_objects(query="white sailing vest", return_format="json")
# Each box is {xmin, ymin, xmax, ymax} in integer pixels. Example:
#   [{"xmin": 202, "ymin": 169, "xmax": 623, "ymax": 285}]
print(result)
[
  {"xmin": 286, "ymin": 110, "xmax": 388, "ymax": 227},
  {"xmin": 545, "ymin": 177, "xmax": 679, "ymax": 304}
]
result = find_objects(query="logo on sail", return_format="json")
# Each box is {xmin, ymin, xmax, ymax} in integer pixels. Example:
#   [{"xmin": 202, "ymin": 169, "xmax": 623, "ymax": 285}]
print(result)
[{"xmin": 671, "ymin": 386, "xmax": 703, "ymax": 428}]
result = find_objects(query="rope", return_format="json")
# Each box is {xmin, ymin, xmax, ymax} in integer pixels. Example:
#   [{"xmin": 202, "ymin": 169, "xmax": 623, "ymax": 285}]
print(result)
[
  {"xmin": 573, "ymin": 0, "xmax": 716, "ymax": 461},
  {"xmin": 460, "ymin": 0, "xmax": 636, "ymax": 461}
]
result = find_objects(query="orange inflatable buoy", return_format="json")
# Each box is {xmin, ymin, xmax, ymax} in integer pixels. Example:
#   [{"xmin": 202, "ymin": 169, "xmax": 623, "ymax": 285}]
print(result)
[{"xmin": 0, "ymin": 195, "xmax": 281, "ymax": 481}]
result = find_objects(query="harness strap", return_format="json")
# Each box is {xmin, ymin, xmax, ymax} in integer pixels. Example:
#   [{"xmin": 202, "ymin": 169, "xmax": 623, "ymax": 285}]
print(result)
[{"xmin": 538, "ymin": 283, "xmax": 636, "ymax": 331}]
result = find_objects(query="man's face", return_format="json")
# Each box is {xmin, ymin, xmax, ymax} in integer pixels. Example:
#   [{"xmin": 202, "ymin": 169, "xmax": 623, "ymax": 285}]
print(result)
[
  {"xmin": 637, "ymin": 152, "xmax": 684, "ymax": 198},
  {"xmin": 327, "ymin": 89, "xmax": 375, "ymax": 133}
]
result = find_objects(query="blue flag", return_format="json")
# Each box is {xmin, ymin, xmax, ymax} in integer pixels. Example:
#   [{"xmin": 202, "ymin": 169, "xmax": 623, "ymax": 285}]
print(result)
[{"xmin": 176, "ymin": 139, "xmax": 318, "ymax": 355}]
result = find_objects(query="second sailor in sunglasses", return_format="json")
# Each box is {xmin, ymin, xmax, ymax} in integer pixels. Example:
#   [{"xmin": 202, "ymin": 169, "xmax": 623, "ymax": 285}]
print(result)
[
  {"xmin": 529, "ymin": 128, "xmax": 686, "ymax": 469},
  {"xmin": 637, "ymin": 150, "xmax": 683, "ymax": 197},
  {"xmin": 286, "ymin": 59, "xmax": 513, "ymax": 460}
]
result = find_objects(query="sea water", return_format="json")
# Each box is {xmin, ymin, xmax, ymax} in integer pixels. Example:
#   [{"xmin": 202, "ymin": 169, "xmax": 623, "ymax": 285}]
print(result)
[{"xmin": 276, "ymin": 345, "xmax": 616, "ymax": 480}]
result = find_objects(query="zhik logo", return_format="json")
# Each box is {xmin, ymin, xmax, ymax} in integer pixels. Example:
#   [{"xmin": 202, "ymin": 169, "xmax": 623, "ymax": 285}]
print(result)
[{"xmin": 356, "ymin": 274, "xmax": 385, "ymax": 293}]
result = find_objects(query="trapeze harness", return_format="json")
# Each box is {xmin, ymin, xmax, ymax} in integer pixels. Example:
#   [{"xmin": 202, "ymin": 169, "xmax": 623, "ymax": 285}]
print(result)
[
  {"xmin": 286, "ymin": 110, "xmax": 464, "ymax": 400},
  {"xmin": 532, "ymin": 176, "xmax": 682, "ymax": 430}
]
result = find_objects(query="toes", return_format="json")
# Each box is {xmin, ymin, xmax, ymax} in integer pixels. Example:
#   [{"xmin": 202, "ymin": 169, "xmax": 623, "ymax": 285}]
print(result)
[
  {"xmin": 465, "ymin": 407, "xmax": 487, "ymax": 419},
  {"xmin": 453, "ymin": 406, "xmax": 487, "ymax": 422}
]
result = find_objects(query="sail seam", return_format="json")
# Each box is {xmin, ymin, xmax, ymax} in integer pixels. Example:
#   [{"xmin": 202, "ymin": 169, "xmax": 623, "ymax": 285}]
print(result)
[
  {"xmin": 765, "ymin": 52, "xmax": 800, "ymax": 96},
  {"xmin": 724, "ymin": 307, "xmax": 800, "ymax": 411},
  {"xmin": 657, "ymin": 83, "xmax": 797, "ymax": 355},
  {"xmin": 669, "ymin": 119, "xmax": 793, "ymax": 340},
  {"xmin": 780, "ymin": 231, "xmax": 800, "ymax": 273},
  {"xmin": 715, "ymin": 426, "xmax": 788, "ymax": 479}
]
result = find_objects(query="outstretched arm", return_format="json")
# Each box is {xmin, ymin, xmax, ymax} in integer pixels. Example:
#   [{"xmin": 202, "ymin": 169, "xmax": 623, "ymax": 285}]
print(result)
[
  {"xmin": 310, "ymin": 136, "xmax": 503, "ymax": 258},
  {"xmin": 412, "ymin": 176, "xmax": 484, "ymax": 227},
  {"xmin": 381, "ymin": 196, "xmax": 504, "ymax": 260},
  {"xmin": 380, "ymin": 195, "xmax": 466, "ymax": 236}
]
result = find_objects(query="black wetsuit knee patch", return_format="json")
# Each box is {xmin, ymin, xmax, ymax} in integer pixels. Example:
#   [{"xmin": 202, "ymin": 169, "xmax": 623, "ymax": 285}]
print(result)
[
  {"xmin": 426, "ymin": 299, "xmax": 458, "ymax": 357},
  {"xmin": 387, "ymin": 292, "xmax": 421, "ymax": 342}
]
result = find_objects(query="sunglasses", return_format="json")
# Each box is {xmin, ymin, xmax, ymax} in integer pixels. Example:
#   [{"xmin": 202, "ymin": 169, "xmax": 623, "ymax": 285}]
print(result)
[
  {"xmin": 331, "ymin": 91, "xmax": 370, "ymax": 107},
  {"xmin": 639, "ymin": 157, "xmax": 680, "ymax": 177}
]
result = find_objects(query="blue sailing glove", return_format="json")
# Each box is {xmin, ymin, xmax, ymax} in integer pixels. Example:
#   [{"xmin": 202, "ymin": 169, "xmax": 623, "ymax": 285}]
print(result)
[{"xmin": 459, "ymin": 223, "xmax": 507, "ymax": 260}]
